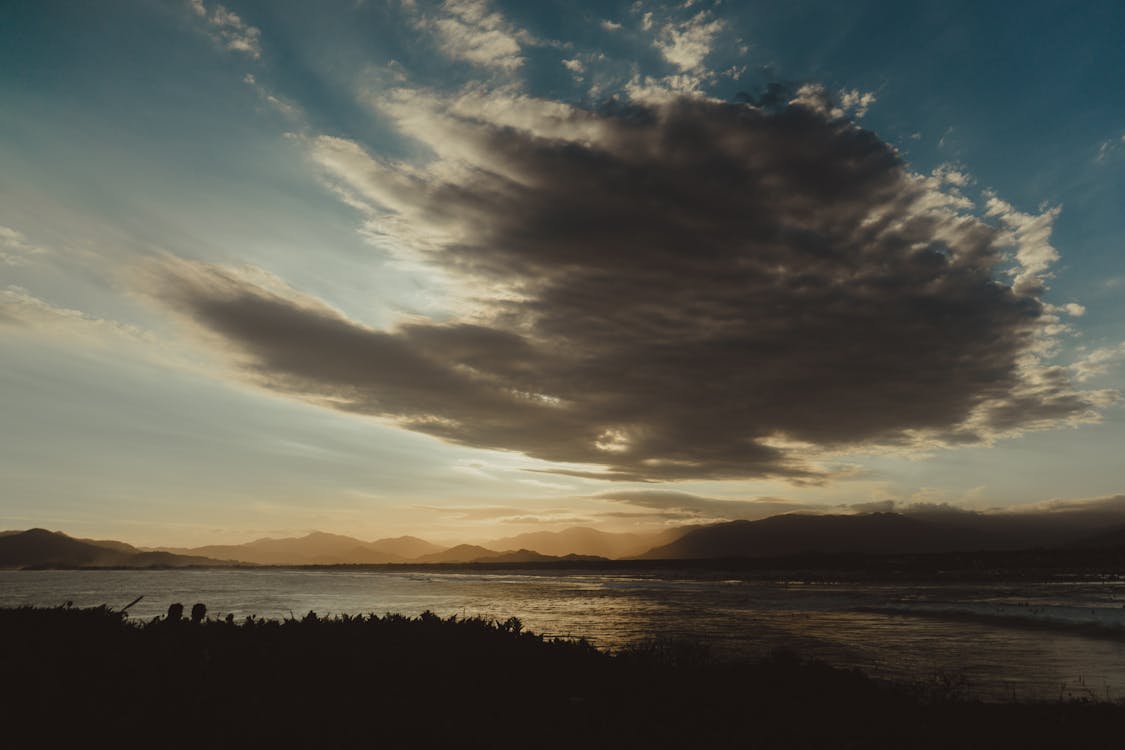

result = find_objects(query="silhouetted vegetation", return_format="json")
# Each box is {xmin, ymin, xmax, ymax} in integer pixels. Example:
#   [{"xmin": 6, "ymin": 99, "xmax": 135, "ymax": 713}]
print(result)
[{"xmin": 1, "ymin": 604, "xmax": 1122, "ymax": 748}]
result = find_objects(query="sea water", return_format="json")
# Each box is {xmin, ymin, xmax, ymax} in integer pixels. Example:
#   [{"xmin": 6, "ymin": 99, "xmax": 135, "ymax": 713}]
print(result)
[{"xmin": 3, "ymin": 567, "xmax": 1125, "ymax": 702}]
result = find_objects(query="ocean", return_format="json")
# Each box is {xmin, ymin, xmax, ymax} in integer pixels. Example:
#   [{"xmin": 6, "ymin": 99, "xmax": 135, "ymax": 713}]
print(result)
[{"xmin": 4, "ymin": 567, "xmax": 1125, "ymax": 702}]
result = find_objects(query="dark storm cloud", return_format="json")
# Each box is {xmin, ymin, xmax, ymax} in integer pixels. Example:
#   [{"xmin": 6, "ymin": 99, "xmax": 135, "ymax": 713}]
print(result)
[{"xmin": 150, "ymin": 93, "xmax": 1111, "ymax": 480}]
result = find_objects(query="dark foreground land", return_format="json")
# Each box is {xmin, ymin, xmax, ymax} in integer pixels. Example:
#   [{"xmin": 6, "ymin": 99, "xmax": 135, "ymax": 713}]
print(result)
[{"xmin": 1, "ymin": 606, "xmax": 1122, "ymax": 749}]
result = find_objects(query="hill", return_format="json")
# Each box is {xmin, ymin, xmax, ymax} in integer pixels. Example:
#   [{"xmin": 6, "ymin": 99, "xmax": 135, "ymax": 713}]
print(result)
[
  {"xmin": 484, "ymin": 526, "xmax": 687, "ymax": 559},
  {"xmin": 168, "ymin": 531, "xmax": 415, "ymax": 565},
  {"xmin": 472, "ymin": 548, "xmax": 559, "ymax": 563},
  {"xmin": 1067, "ymin": 522, "xmax": 1125, "ymax": 549},
  {"xmin": 369, "ymin": 535, "xmax": 445, "ymax": 559},
  {"xmin": 0, "ymin": 529, "xmax": 222, "ymax": 569},
  {"xmin": 638, "ymin": 512, "xmax": 1008, "ymax": 560},
  {"xmin": 412, "ymin": 544, "xmax": 500, "ymax": 563},
  {"xmin": 468, "ymin": 548, "xmax": 609, "ymax": 564}
]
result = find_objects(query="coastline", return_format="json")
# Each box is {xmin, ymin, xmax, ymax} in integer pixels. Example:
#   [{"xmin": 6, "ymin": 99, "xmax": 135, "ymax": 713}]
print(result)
[{"xmin": 7, "ymin": 546, "xmax": 1125, "ymax": 584}]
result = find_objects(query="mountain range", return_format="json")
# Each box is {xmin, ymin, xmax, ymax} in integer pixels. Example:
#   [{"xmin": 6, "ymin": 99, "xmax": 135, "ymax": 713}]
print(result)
[
  {"xmin": 162, "ymin": 532, "xmax": 445, "ymax": 565},
  {"xmin": 160, "ymin": 525, "xmax": 685, "ymax": 565},
  {"xmin": 484, "ymin": 526, "xmax": 685, "ymax": 559},
  {"xmin": 0, "ymin": 528, "xmax": 224, "ymax": 569},
  {"xmin": 6, "ymin": 509, "xmax": 1125, "ymax": 569}
]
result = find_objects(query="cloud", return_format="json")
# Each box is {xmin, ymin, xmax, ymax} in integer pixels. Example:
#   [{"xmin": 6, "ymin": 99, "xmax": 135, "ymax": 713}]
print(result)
[
  {"xmin": 1071, "ymin": 343, "xmax": 1125, "ymax": 382},
  {"xmin": 417, "ymin": 505, "xmax": 533, "ymax": 521},
  {"xmin": 654, "ymin": 11, "xmax": 725, "ymax": 73},
  {"xmin": 1062, "ymin": 302, "xmax": 1085, "ymax": 317},
  {"xmin": 562, "ymin": 58, "xmax": 584, "ymax": 77},
  {"xmin": 1021, "ymin": 493, "xmax": 1125, "ymax": 515},
  {"xmin": 242, "ymin": 73, "xmax": 300, "ymax": 118},
  {"xmin": 0, "ymin": 287, "xmax": 151, "ymax": 345},
  {"xmin": 597, "ymin": 491, "xmax": 918, "ymax": 522},
  {"xmin": 598, "ymin": 491, "xmax": 822, "ymax": 521},
  {"xmin": 1095, "ymin": 132, "xmax": 1125, "ymax": 163},
  {"xmin": 601, "ymin": 490, "xmax": 1125, "ymax": 526},
  {"xmin": 148, "ymin": 91, "xmax": 1113, "ymax": 481},
  {"xmin": 848, "ymin": 500, "xmax": 898, "ymax": 514},
  {"xmin": 983, "ymin": 194, "xmax": 1061, "ymax": 295},
  {"xmin": 189, "ymin": 0, "xmax": 262, "ymax": 59},
  {"xmin": 790, "ymin": 84, "xmax": 877, "ymax": 119},
  {"xmin": 417, "ymin": 503, "xmax": 593, "ymax": 526},
  {"xmin": 838, "ymin": 89, "xmax": 876, "ymax": 118},
  {"xmin": 0, "ymin": 225, "xmax": 48, "ymax": 266},
  {"xmin": 413, "ymin": 0, "xmax": 526, "ymax": 71}
]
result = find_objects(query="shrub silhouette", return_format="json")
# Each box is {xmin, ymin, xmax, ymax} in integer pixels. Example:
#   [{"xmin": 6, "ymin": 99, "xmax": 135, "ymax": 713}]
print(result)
[{"xmin": 0, "ymin": 604, "xmax": 1121, "ymax": 748}]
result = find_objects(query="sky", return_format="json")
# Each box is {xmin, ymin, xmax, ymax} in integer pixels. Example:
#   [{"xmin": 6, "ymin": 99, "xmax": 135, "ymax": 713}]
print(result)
[{"xmin": 2, "ymin": 0, "xmax": 1124, "ymax": 547}]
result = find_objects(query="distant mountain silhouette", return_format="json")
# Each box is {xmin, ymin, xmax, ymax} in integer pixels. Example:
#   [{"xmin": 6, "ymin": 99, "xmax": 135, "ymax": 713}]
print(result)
[
  {"xmin": 369, "ymin": 535, "xmax": 445, "ymax": 559},
  {"xmin": 169, "ymin": 533, "xmax": 610, "ymax": 565},
  {"xmin": 472, "ymin": 548, "xmax": 559, "ymax": 563},
  {"xmin": 401, "ymin": 544, "xmax": 612, "ymax": 564},
  {"xmin": 168, "ymin": 531, "xmax": 424, "ymax": 565},
  {"xmin": 484, "ymin": 526, "xmax": 687, "ymax": 559},
  {"xmin": 637, "ymin": 513, "xmax": 1013, "ymax": 559},
  {"xmin": 75, "ymin": 537, "xmax": 139, "ymax": 554},
  {"xmin": 16, "ymin": 504, "xmax": 1125, "ymax": 569},
  {"xmin": 0, "ymin": 529, "xmax": 221, "ymax": 569},
  {"xmin": 470, "ymin": 548, "xmax": 609, "ymax": 563},
  {"xmin": 413, "ymin": 544, "xmax": 500, "ymax": 563}
]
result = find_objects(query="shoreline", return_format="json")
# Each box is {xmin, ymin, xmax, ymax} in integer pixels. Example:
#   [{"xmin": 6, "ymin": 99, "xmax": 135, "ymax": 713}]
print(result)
[{"xmin": 7, "ymin": 553, "xmax": 1125, "ymax": 584}]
